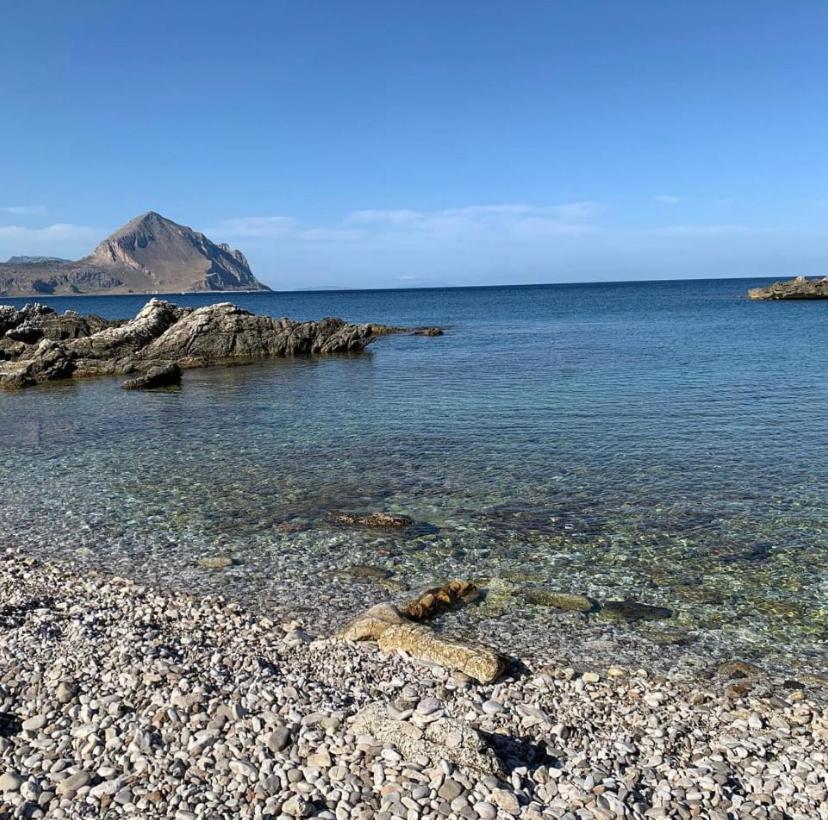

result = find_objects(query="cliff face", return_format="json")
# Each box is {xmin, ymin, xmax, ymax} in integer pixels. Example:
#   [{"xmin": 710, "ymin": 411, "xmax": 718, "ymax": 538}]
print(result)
[{"xmin": 0, "ymin": 212, "xmax": 270, "ymax": 296}]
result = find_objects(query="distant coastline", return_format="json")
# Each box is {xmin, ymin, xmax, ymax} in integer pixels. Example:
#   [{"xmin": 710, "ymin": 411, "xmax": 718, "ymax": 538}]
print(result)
[{"xmin": 0, "ymin": 274, "xmax": 801, "ymax": 301}]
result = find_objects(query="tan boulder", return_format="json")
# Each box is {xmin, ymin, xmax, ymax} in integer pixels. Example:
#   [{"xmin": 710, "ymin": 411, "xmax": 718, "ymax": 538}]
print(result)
[
  {"xmin": 336, "ymin": 603, "xmax": 404, "ymax": 641},
  {"xmin": 377, "ymin": 622, "xmax": 505, "ymax": 684}
]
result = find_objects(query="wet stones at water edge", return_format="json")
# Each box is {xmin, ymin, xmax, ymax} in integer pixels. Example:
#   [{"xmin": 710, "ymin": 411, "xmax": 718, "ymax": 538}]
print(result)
[
  {"xmin": 748, "ymin": 274, "xmax": 828, "ymax": 300},
  {"xmin": 403, "ymin": 579, "xmax": 479, "ymax": 620},
  {"xmin": 122, "ymin": 362, "xmax": 181, "ymax": 390},
  {"xmin": 413, "ymin": 326, "xmax": 444, "ymax": 336}
]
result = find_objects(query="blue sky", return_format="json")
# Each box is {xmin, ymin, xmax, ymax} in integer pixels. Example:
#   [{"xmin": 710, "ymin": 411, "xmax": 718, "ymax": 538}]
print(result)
[{"xmin": 2, "ymin": 1, "xmax": 828, "ymax": 289}]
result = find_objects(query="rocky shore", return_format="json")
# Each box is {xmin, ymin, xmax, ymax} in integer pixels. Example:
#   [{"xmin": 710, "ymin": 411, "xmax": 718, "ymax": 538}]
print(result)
[
  {"xmin": 0, "ymin": 300, "xmax": 434, "ymax": 390},
  {"xmin": 748, "ymin": 275, "xmax": 828, "ymax": 300},
  {"xmin": 1, "ymin": 555, "xmax": 825, "ymax": 820}
]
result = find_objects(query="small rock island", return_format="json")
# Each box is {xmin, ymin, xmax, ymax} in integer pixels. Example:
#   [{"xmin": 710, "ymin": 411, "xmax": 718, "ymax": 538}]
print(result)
[
  {"xmin": 0, "ymin": 300, "xmax": 429, "ymax": 389},
  {"xmin": 748, "ymin": 275, "xmax": 828, "ymax": 300}
]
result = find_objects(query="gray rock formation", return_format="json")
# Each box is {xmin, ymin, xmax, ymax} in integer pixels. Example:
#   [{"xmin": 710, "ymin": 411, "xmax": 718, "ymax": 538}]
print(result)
[
  {"xmin": 351, "ymin": 702, "xmax": 504, "ymax": 777},
  {"xmin": 0, "ymin": 299, "xmax": 386, "ymax": 389},
  {"xmin": 748, "ymin": 275, "xmax": 828, "ymax": 300},
  {"xmin": 0, "ymin": 212, "xmax": 270, "ymax": 296}
]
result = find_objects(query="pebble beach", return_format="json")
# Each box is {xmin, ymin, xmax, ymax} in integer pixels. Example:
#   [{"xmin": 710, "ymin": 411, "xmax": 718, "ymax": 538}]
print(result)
[{"xmin": 1, "ymin": 553, "xmax": 826, "ymax": 820}]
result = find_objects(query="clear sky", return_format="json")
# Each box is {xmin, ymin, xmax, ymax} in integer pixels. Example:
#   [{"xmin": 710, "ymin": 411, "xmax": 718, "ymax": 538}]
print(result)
[{"xmin": 2, "ymin": 1, "xmax": 828, "ymax": 289}]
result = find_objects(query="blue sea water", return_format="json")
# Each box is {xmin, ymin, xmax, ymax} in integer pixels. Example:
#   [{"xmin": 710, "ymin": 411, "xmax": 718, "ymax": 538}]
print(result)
[{"xmin": 0, "ymin": 279, "xmax": 826, "ymax": 679}]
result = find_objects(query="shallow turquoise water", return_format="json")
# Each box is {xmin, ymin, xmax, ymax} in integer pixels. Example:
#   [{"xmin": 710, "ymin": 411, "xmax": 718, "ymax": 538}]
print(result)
[{"xmin": 0, "ymin": 280, "xmax": 826, "ymax": 679}]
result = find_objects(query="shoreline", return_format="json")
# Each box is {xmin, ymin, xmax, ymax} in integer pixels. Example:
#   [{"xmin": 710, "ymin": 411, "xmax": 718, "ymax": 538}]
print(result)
[{"xmin": 0, "ymin": 553, "xmax": 825, "ymax": 819}]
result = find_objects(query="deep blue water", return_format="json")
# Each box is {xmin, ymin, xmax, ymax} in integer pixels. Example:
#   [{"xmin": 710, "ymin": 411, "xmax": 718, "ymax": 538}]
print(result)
[{"xmin": 1, "ymin": 279, "xmax": 826, "ymax": 679}]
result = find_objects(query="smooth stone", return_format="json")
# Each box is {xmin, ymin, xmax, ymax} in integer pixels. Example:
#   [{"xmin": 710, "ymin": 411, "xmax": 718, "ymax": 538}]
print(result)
[
  {"xmin": 491, "ymin": 788, "xmax": 520, "ymax": 815},
  {"xmin": 437, "ymin": 778, "xmax": 463, "ymax": 801},
  {"xmin": 474, "ymin": 802, "xmax": 497, "ymax": 820},
  {"xmin": 266, "ymin": 727, "xmax": 292, "ymax": 753},
  {"xmin": 56, "ymin": 770, "xmax": 91, "ymax": 797},
  {"xmin": 0, "ymin": 773, "xmax": 23, "ymax": 792},
  {"xmin": 21, "ymin": 715, "xmax": 47, "ymax": 732}
]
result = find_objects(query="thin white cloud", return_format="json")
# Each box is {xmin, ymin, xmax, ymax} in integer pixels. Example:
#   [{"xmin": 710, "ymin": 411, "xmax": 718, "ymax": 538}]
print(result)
[
  {"xmin": 0, "ymin": 223, "xmax": 100, "ymax": 241},
  {"xmin": 644, "ymin": 224, "xmax": 755, "ymax": 237},
  {"xmin": 212, "ymin": 216, "xmax": 362, "ymax": 242},
  {"xmin": 215, "ymin": 202, "xmax": 602, "ymax": 245},
  {"xmin": 0, "ymin": 223, "xmax": 102, "ymax": 260},
  {"xmin": 343, "ymin": 202, "xmax": 601, "ymax": 237},
  {"xmin": 1, "ymin": 205, "xmax": 47, "ymax": 216},
  {"xmin": 297, "ymin": 227, "xmax": 362, "ymax": 241},
  {"xmin": 347, "ymin": 209, "xmax": 421, "ymax": 226},
  {"xmin": 653, "ymin": 195, "xmax": 681, "ymax": 205},
  {"xmin": 212, "ymin": 216, "xmax": 298, "ymax": 238}
]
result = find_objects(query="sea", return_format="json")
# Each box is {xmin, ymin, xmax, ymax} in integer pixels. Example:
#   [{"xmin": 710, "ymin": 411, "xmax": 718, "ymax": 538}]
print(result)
[{"xmin": 1, "ymin": 278, "xmax": 826, "ymax": 681}]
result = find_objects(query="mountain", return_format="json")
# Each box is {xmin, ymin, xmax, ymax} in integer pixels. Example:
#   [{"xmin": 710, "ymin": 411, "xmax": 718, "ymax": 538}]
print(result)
[
  {"xmin": 0, "ymin": 212, "xmax": 270, "ymax": 296},
  {"xmin": 6, "ymin": 256, "xmax": 72, "ymax": 265}
]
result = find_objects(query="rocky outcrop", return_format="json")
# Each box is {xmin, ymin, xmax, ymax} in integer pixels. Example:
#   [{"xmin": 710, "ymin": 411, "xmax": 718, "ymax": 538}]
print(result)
[
  {"xmin": 748, "ymin": 275, "xmax": 828, "ymax": 300},
  {"xmin": 0, "ymin": 299, "xmax": 389, "ymax": 389},
  {"xmin": 0, "ymin": 211, "xmax": 270, "ymax": 296}
]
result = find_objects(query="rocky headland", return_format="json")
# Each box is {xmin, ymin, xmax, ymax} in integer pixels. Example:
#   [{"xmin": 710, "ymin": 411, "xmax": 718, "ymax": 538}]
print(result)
[
  {"xmin": 0, "ymin": 300, "xmax": 415, "ymax": 390},
  {"xmin": 0, "ymin": 554, "xmax": 826, "ymax": 820},
  {"xmin": 748, "ymin": 275, "xmax": 828, "ymax": 300},
  {"xmin": 0, "ymin": 212, "xmax": 270, "ymax": 296}
]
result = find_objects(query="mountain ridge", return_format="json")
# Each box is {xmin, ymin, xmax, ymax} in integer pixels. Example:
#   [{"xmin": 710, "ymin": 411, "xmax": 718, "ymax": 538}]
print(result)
[{"xmin": 0, "ymin": 212, "xmax": 270, "ymax": 296}]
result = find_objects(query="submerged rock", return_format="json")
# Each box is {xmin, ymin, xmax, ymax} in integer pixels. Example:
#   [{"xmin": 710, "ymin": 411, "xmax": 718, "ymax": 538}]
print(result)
[
  {"xmin": 346, "ymin": 564, "xmax": 392, "ymax": 581},
  {"xmin": 332, "ymin": 511, "xmax": 414, "ymax": 529},
  {"xmin": 197, "ymin": 556, "xmax": 238, "ymax": 570},
  {"xmin": 717, "ymin": 659, "xmax": 764, "ymax": 679},
  {"xmin": 524, "ymin": 589, "xmax": 595, "ymax": 612},
  {"xmin": 122, "ymin": 362, "xmax": 181, "ymax": 390},
  {"xmin": 601, "ymin": 598, "xmax": 674, "ymax": 622},
  {"xmin": 748, "ymin": 275, "xmax": 828, "ymax": 300},
  {"xmin": 413, "ymin": 326, "xmax": 444, "ymax": 336}
]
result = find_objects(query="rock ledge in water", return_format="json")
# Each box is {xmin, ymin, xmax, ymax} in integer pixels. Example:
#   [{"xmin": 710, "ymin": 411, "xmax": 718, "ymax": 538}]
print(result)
[
  {"xmin": 122, "ymin": 362, "xmax": 181, "ymax": 390},
  {"xmin": 0, "ymin": 299, "xmax": 395, "ymax": 389},
  {"xmin": 748, "ymin": 275, "xmax": 828, "ymax": 300}
]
